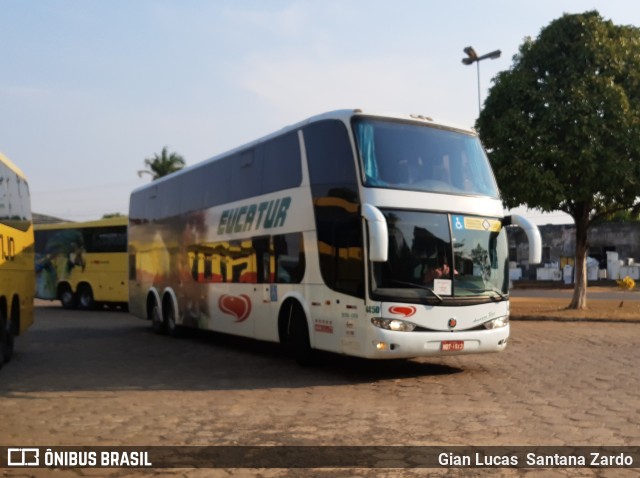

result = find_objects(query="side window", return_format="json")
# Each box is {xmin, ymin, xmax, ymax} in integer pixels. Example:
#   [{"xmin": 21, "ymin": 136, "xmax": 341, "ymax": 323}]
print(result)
[
  {"xmin": 204, "ymin": 159, "xmax": 231, "ymax": 209},
  {"xmin": 261, "ymin": 132, "xmax": 302, "ymax": 194},
  {"xmin": 181, "ymin": 169, "xmax": 207, "ymax": 214},
  {"xmin": 84, "ymin": 226, "xmax": 127, "ymax": 253},
  {"xmin": 230, "ymin": 150, "xmax": 262, "ymax": 203},
  {"xmin": 227, "ymin": 240, "xmax": 257, "ymax": 283},
  {"xmin": 273, "ymin": 233, "xmax": 305, "ymax": 284},
  {"xmin": 304, "ymin": 120, "xmax": 364, "ymax": 298}
]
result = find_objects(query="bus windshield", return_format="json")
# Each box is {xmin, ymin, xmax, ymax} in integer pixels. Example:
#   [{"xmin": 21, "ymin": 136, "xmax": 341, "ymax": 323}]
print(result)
[
  {"xmin": 372, "ymin": 210, "xmax": 509, "ymax": 303},
  {"xmin": 353, "ymin": 118, "xmax": 499, "ymax": 197}
]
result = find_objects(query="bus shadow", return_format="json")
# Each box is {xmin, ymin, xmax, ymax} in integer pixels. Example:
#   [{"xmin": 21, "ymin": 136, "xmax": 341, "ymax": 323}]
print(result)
[{"xmin": 0, "ymin": 309, "xmax": 464, "ymax": 394}]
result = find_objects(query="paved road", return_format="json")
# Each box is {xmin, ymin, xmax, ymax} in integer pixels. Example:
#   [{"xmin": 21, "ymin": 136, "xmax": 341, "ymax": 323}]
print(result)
[{"xmin": 1, "ymin": 305, "xmax": 639, "ymax": 477}]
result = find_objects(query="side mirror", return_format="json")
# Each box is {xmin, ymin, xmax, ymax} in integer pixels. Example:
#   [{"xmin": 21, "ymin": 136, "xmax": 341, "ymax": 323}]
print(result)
[
  {"xmin": 505, "ymin": 214, "xmax": 542, "ymax": 264},
  {"xmin": 361, "ymin": 203, "xmax": 388, "ymax": 262}
]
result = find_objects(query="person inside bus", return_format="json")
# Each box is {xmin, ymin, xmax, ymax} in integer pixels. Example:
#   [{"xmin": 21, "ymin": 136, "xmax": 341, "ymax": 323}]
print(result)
[{"xmin": 421, "ymin": 258, "xmax": 457, "ymax": 284}]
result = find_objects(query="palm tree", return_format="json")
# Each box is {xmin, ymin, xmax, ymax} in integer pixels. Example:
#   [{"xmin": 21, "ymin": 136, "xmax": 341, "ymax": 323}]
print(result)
[{"xmin": 141, "ymin": 146, "xmax": 186, "ymax": 180}]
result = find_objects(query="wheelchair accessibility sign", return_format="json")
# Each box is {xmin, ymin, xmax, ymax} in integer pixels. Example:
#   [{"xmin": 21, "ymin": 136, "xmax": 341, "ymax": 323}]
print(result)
[{"xmin": 452, "ymin": 215, "xmax": 501, "ymax": 232}]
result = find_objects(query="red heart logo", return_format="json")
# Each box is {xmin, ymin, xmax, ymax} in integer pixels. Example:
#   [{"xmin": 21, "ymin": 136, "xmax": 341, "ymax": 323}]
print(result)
[
  {"xmin": 388, "ymin": 305, "xmax": 416, "ymax": 318},
  {"xmin": 219, "ymin": 294, "xmax": 252, "ymax": 322}
]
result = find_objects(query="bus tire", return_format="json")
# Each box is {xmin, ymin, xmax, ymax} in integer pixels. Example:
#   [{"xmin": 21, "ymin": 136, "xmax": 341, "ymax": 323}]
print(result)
[
  {"xmin": 150, "ymin": 300, "xmax": 165, "ymax": 334},
  {"xmin": 163, "ymin": 297, "xmax": 180, "ymax": 338},
  {"xmin": 59, "ymin": 284, "xmax": 77, "ymax": 309},
  {"xmin": 77, "ymin": 284, "xmax": 95, "ymax": 310},
  {"xmin": 289, "ymin": 305, "xmax": 314, "ymax": 366},
  {"xmin": 3, "ymin": 298, "xmax": 18, "ymax": 364},
  {"xmin": 0, "ymin": 308, "xmax": 6, "ymax": 368}
]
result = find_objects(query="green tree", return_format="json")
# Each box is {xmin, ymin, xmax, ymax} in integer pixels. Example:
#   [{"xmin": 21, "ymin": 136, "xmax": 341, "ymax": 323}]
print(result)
[
  {"xmin": 142, "ymin": 146, "xmax": 186, "ymax": 180},
  {"xmin": 476, "ymin": 11, "xmax": 640, "ymax": 309}
]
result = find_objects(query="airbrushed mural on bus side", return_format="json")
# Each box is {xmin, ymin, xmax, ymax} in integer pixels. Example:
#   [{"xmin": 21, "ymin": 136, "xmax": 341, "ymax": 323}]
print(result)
[
  {"xmin": 129, "ymin": 193, "xmax": 306, "ymax": 335},
  {"xmin": 35, "ymin": 229, "xmax": 86, "ymax": 300}
]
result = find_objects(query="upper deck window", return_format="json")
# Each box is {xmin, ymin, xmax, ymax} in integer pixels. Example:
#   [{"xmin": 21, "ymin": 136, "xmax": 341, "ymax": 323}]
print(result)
[{"xmin": 353, "ymin": 118, "xmax": 500, "ymax": 198}]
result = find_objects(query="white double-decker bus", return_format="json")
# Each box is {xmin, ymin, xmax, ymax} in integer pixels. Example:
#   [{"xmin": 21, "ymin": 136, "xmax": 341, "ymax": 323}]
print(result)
[{"xmin": 128, "ymin": 109, "xmax": 541, "ymax": 362}]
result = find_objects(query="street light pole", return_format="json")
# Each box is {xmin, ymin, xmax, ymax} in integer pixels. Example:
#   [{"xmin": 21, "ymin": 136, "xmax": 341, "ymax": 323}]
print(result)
[{"xmin": 462, "ymin": 46, "xmax": 501, "ymax": 115}]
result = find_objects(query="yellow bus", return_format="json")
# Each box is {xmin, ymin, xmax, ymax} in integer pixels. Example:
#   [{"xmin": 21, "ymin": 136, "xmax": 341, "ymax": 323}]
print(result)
[
  {"xmin": 0, "ymin": 152, "xmax": 34, "ymax": 368},
  {"xmin": 35, "ymin": 216, "xmax": 128, "ymax": 309}
]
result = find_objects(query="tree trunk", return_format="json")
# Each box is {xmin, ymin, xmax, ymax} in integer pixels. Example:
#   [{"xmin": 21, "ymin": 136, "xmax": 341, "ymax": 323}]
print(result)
[{"xmin": 569, "ymin": 209, "xmax": 589, "ymax": 309}]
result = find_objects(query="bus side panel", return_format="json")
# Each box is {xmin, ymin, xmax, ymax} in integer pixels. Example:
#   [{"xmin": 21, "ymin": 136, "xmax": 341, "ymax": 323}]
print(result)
[{"xmin": 67, "ymin": 251, "xmax": 128, "ymax": 303}]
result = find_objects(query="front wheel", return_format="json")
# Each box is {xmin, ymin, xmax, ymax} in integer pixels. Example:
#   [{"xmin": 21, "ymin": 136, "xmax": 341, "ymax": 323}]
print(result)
[{"xmin": 289, "ymin": 307, "xmax": 313, "ymax": 366}]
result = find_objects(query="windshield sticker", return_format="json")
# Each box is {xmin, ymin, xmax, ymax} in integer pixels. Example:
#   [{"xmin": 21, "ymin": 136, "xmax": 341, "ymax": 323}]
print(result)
[
  {"xmin": 452, "ymin": 215, "xmax": 501, "ymax": 232},
  {"xmin": 434, "ymin": 279, "xmax": 452, "ymax": 295}
]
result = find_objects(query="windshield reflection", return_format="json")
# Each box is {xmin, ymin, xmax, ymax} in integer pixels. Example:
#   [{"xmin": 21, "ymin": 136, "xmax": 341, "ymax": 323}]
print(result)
[
  {"xmin": 354, "ymin": 118, "xmax": 499, "ymax": 197},
  {"xmin": 372, "ymin": 210, "xmax": 509, "ymax": 303}
]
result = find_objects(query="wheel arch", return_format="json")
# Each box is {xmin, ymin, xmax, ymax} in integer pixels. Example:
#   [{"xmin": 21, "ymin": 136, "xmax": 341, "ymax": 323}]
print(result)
[
  {"xmin": 277, "ymin": 293, "xmax": 312, "ymax": 348},
  {"xmin": 57, "ymin": 281, "xmax": 74, "ymax": 297},
  {"xmin": 161, "ymin": 287, "xmax": 180, "ymax": 325},
  {"xmin": 145, "ymin": 287, "xmax": 162, "ymax": 321}
]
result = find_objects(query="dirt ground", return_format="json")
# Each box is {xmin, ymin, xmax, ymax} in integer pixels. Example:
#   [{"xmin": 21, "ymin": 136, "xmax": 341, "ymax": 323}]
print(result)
[{"xmin": 510, "ymin": 287, "xmax": 640, "ymax": 321}]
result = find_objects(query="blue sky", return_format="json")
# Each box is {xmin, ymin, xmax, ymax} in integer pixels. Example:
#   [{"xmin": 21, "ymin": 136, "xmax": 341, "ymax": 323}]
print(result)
[{"xmin": 2, "ymin": 1, "xmax": 639, "ymax": 223}]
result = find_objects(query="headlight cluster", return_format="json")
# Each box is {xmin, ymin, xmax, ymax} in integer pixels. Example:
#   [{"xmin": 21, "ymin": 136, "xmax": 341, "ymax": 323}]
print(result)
[
  {"xmin": 371, "ymin": 317, "xmax": 417, "ymax": 332},
  {"xmin": 483, "ymin": 314, "xmax": 509, "ymax": 329}
]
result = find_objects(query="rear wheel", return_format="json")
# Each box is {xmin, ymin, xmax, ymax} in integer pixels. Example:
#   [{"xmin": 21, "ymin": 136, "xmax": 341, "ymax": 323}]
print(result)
[
  {"xmin": 77, "ymin": 284, "xmax": 95, "ymax": 310},
  {"xmin": 150, "ymin": 301, "xmax": 165, "ymax": 334},
  {"xmin": 164, "ymin": 300, "xmax": 181, "ymax": 337},
  {"xmin": 59, "ymin": 285, "xmax": 77, "ymax": 309}
]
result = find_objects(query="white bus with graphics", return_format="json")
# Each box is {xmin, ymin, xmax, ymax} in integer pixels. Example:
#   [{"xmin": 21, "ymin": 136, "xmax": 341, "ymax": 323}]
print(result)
[{"xmin": 128, "ymin": 109, "xmax": 541, "ymax": 362}]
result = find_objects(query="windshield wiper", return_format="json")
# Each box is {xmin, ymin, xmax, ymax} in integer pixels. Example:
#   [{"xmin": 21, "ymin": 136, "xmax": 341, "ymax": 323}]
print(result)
[
  {"xmin": 474, "ymin": 287, "xmax": 508, "ymax": 301},
  {"xmin": 387, "ymin": 279, "xmax": 444, "ymax": 303}
]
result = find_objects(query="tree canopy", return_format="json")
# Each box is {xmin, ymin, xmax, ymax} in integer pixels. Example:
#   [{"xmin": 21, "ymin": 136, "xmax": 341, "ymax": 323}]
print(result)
[
  {"xmin": 476, "ymin": 11, "xmax": 640, "ymax": 308},
  {"xmin": 143, "ymin": 146, "xmax": 186, "ymax": 180}
]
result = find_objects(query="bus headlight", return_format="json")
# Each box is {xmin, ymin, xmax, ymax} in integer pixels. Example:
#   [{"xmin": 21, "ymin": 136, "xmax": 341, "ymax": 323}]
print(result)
[
  {"xmin": 484, "ymin": 315, "xmax": 509, "ymax": 329},
  {"xmin": 371, "ymin": 317, "xmax": 417, "ymax": 332}
]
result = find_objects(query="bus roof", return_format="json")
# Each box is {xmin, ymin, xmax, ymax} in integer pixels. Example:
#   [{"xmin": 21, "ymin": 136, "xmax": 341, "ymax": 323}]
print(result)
[
  {"xmin": 131, "ymin": 109, "xmax": 476, "ymax": 195},
  {"xmin": 34, "ymin": 216, "xmax": 129, "ymax": 231},
  {"xmin": 0, "ymin": 152, "xmax": 29, "ymax": 181}
]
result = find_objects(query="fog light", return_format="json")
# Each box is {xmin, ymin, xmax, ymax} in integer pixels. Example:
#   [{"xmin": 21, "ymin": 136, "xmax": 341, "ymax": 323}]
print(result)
[{"xmin": 374, "ymin": 341, "xmax": 389, "ymax": 351}]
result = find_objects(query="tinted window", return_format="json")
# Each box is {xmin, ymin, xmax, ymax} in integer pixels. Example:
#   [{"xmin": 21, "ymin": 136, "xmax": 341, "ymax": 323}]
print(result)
[
  {"xmin": 354, "ymin": 118, "xmax": 500, "ymax": 197},
  {"xmin": 261, "ymin": 132, "xmax": 302, "ymax": 194},
  {"xmin": 304, "ymin": 120, "xmax": 364, "ymax": 298},
  {"xmin": 84, "ymin": 226, "xmax": 127, "ymax": 253},
  {"xmin": 274, "ymin": 233, "xmax": 305, "ymax": 284},
  {"xmin": 133, "ymin": 131, "xmax": 303, "ymax": 221},
  {"xmin": 230, "ymin": 150, "xmax": 261, "ymax": 203}
]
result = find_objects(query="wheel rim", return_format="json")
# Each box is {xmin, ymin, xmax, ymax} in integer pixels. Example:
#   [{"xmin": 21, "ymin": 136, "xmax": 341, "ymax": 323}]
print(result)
[
  {"xmin": 166, "ymin": 307, "xmax": 176, "ymax": 334},
  {"xmin": 78, "ymin": 286, "xmax": 93, "ymax": 309},
  {"xmin": 61, "ymin": 290, "xmax": 74, "ymax": 307},
  {"xmin": 151, "ymin": 304, "xmax": 164, "ymax": 333}
]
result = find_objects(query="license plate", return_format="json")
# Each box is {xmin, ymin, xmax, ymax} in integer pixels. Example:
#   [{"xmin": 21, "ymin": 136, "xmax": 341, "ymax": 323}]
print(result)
[{"xmin": 441, "ymin": 340, "xmax": 464, "ymax": 351}]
